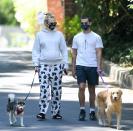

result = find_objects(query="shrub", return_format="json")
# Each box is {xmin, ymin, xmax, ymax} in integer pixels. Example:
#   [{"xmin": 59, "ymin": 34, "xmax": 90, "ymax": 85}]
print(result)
[{"xmin": 64, "ymin": 15, "xmax": 81, "ymax": 46}]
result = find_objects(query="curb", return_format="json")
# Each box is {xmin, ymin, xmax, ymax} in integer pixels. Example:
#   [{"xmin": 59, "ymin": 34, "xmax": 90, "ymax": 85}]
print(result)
[{"xmin": 103, "ymin": 60, "xmax": 133, "ymax": 89}]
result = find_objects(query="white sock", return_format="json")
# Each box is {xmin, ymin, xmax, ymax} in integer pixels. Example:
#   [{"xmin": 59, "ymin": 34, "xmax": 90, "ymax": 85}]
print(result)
[
  {"xmin": 80, "ymin": 107, "xmax": 85, "ymax": 110},
  {"xmin": 90, "ymin": 108, "xmax": 95, "ymax": 113}
]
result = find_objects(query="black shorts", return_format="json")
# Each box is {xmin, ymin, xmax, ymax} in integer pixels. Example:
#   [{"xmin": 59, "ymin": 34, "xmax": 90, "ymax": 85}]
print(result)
[{"xmin": 76, "ymin": 65, "xmax": 98, "ymax": 85}]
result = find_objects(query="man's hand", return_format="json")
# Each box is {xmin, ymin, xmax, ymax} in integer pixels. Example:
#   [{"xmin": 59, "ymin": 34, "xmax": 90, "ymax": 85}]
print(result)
[
  {"xmin": 71, "ymin": 48, "xmax": 77, "ymax": 79},
  {"xmin": 97, "ymin": 68, "xmax": 105, "ymax": 76}
]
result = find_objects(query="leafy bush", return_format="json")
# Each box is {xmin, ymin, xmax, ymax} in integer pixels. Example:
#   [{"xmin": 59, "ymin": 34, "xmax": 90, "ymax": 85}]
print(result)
[
  {"xmin": 64, "ymin": 15, "xmax": 81, "ymax": 46},
  {"xmin": 104, "ymin": 39, "xmax": 133, "ymax": 67},
  {"xmin": 119, "ymin": 49, "xmax": 133, "ymax": 67},
  {"xmin": 103, "ymin": 14, "xmax": 133, "ymax": 67}
]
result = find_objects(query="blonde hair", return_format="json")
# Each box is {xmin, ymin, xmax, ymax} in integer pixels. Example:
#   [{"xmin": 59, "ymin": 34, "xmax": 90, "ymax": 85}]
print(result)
[{"xmin": 44, "ymin": 12, "xmax": 55, "ymax": 24}]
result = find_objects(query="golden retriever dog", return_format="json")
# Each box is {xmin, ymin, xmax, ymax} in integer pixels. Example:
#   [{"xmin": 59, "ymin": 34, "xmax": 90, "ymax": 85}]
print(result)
[{"xmin": 96, "ymin": 88, "xmax": 122, "ymax": 130}]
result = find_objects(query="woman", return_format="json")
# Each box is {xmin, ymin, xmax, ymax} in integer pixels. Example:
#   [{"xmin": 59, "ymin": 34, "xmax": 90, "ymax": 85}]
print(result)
[{"xmin": 32, "ymin": 13, "xmax": 68, "ymax": 120}]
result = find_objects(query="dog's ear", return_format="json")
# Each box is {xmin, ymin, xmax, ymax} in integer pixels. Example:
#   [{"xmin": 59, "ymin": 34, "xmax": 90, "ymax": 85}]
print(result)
[
  {"xmin": 23, "ymin": 101, "xmax": 25, "ymax": 105},
  {"xmin": 17, "ymin": 99, "xmax": 25, "ymax": 105},
  {"xmin": 107, "ymin": 89, "xmax": 113, "ymax": 100},
  {"xmin": 118, "ymin": 89, "xmax": 123, "ymax": 96}
]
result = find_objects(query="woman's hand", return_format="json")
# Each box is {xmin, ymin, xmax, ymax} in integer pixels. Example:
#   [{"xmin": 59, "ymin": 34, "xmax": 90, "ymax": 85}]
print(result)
[
  {"xmin": 35, "ymin": 66, "xmax": 39, "ymax": 72},
  {"xmin": 64, "ymin": 69, "xmax": 68, "ymax": 75}
]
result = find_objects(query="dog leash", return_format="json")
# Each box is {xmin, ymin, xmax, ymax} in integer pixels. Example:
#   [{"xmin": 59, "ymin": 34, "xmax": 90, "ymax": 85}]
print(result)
[
  {"xmin": 24, "ymin": 71, "xmax": 37, "ymax": 102},
  {"xmin": 98, "ymin": 71, "xmax": 110, "ymax": 89},
  {"xmin": 98, "ymin": 71, "xmax": 106, "ymax": 84}
]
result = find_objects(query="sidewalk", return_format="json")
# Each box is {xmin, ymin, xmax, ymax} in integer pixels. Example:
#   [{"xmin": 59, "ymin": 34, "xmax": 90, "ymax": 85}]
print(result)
[{"xmin": 0, "ymin": 50, "xmax": 133, "ymax": 131}]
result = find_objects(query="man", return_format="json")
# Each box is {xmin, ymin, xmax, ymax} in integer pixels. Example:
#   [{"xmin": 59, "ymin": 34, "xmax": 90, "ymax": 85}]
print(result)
[
  {"xmin": 32, "ymin": 13, "xmax": 68, "ymax": 120},
  {"xmin": 72, "ymin": 16, "xmax": 103, "ymax": 121}
]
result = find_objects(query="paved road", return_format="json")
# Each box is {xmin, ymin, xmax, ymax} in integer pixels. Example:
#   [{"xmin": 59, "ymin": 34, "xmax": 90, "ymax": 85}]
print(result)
[{"xmin": 0, "ymin": 50, "xmax": 133, "ymax": 131}]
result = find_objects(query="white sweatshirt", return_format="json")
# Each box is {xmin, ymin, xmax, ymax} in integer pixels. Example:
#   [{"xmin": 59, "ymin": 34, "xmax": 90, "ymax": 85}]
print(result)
[{"xmin": 32, "ymin": 28, "xmax": 68, "ymax": 69}]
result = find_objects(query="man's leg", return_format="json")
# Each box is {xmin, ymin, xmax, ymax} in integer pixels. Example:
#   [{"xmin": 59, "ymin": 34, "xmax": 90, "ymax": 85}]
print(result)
[
  {"xmin": 88, "ymin": 85, "xmax": 95, "ymax": 108},
  {"xmin": 86, "ymin": 67, "xmax": 98, "ymax": 120},
  {"xmin": 76, "ymin": 65, "xmax": 86, "ymax": 121},
  {"xmin": 88, "ymin": 85, "xmax": 96, "ymax": 120},
  {"xmin": 78, "ymin": 83, "xmax": 86, "ymax": 121},
  {"xmin": 78, "ymin": 83, "xmax": 86, "ymax": 107}
]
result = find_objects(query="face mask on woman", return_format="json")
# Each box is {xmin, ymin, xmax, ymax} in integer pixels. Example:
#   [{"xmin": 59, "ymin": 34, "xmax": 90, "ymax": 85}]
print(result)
[{"xmin": 48, "ymin": 22, "xmax": 57, "ymax": 30}]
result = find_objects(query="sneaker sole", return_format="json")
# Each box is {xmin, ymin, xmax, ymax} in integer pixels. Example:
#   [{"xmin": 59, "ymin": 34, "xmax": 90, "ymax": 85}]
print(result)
[
  {"xmin": 52, "ymin": 117, "xmax": 62, "ymax": 120},
  {"xmin": 36, "ymin": 116, "xmax": 45, "ymax": 120},
  {"xmin": 37, "ymin": 118, "xmax": 45, "ymax": 121},
  {"xmin": 79, "ymin": 116, "xmax": 86, "ymax": 121},
  {"xmin": 79, "ymin": 118, "xmax": 86, "ymax": 121},
  {"xmin": 89, "ymin": 118, "xmax": 96, "ymax": 121}
]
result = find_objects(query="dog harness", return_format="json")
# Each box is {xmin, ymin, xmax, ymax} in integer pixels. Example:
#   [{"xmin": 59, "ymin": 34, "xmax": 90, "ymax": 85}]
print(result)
[{"xmin": 15, "ymin": 106, "xmax": 24, "ymax": 115}]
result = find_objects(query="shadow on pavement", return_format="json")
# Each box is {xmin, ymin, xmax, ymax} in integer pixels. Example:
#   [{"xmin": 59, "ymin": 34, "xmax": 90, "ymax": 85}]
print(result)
[
  {"xmin": 0, "ymin": 51, "xmax": 33, "ymax": 73},
  {"xmin": 0, "ymin": 92, "xmax": 133, "ymax": 131}
]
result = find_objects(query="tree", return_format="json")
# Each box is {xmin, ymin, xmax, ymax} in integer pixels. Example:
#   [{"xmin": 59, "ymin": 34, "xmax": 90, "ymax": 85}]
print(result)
[
  {"xmin": 0, "ymin": 0, "xmax": 18, "ymax": 25},
  {"xmin": 128, "ymin": 0, "xmax": 133, "ymax": 9},
  {"xmin": 12, "ymin": 0, "xmax": 45, "ymax": 37},
  {"xmin": 64, "ymin": 0, "xmax": 133, "ymax": 65}
]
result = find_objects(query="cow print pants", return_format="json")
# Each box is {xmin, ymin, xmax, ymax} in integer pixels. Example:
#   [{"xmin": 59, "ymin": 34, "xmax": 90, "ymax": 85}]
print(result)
[{"xmin": 38, "ymin": 64, "xmax": 64, "ymax": 116}]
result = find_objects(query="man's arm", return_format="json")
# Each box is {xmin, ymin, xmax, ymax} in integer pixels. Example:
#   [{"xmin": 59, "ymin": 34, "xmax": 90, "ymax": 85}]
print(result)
[
  {"xmin": 72, "ymin": 48, "xmax": 77, "ymax": 78},
  {"xmin": 96, "ymin": 48, "xmax": 103, "ymax": 71}
]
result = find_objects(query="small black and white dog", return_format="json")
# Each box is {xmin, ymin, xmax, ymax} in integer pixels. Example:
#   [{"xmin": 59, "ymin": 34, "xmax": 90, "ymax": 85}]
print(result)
[{"xmin": 7, "ymin": 94, "xmax": 25, "ymax": 126}]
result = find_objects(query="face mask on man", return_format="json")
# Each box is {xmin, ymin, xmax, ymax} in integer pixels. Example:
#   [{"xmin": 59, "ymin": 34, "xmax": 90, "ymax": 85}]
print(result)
[
  {"xmin": 48, "ymin": 22, "xmax": 57, "ymax": 30},
  {"xmin": 81, "ymin": 22, "xmax": 90, "ymax": 30}
]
